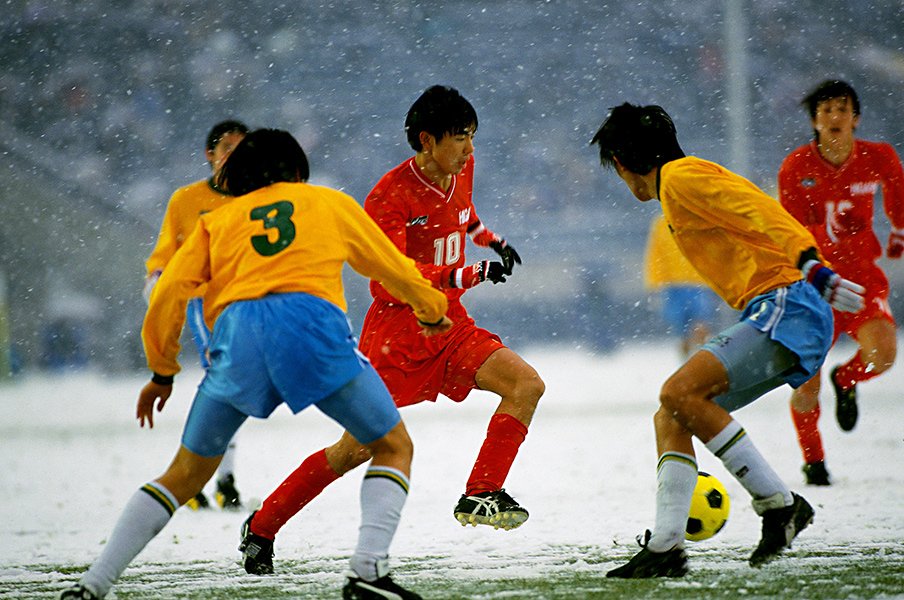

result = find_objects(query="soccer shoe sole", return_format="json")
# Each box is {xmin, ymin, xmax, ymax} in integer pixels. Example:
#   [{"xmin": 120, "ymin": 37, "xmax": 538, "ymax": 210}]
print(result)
[{"xmin": 454, "ymin": 509, "xmax": 529, "ymax": 530}]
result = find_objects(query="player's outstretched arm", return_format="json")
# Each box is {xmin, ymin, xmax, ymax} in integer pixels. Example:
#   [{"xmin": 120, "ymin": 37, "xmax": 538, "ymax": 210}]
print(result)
[
  {"xmin": 417, "ymin": 315, "xmax": 454, "ymax": 337},
  {"xmin": 447, "ymin": 260, "xmax": 510, "ymax": 288},
  {"xmin": 799, "ymin": 249, "xmax": 865, "ymax": 313},
  {"xmin": 137, "ymin": 375, "xmax": 173, "ymax": 429}
]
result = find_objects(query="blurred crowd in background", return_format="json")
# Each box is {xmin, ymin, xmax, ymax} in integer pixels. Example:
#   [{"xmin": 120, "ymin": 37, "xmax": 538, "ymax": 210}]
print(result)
[{"xmin": 1, "ymin": 0, "xmax": 902, "ymax": 373}]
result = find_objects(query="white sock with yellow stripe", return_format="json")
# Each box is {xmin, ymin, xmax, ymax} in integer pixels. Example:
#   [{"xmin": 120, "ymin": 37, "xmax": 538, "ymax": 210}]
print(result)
[
  {"xmin": 648, "ymin": 452, "xmax": 697, "ymax": 552},
  {"xmin": 349, "ymin": 465, "xmax": 410, "ymax": 581},
  {"xmin": 706, "ymin": 419, "xmax": 791, "ymax": 505},
  {"xmin": 80, "ymin": 481, "xmax": 177, "ymax": 597}
]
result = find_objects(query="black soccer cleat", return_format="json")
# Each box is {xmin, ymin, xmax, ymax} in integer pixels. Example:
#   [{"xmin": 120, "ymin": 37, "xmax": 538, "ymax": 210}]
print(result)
[
  {"xmin": 749, "ymin": 492, "xmax": 814, "ymax": 567},
  {"xmin": 186, "ymin": 491, "xmax": 210, "ymax": 511},
  {"xmin": 238, "ymin": 511, "xmax": 275, "ymax": 575},
  {"xmin": 453, "ymin": 489, "xmax": 529, "ymax": 530},
  {"xmin": 216, "ymin": 474, "xmax": 242, "ymax": 510},
  {"xmin": 60, "ymin": 584, "xmax": 100, "ymax": 599},
  {"xmin": 802, "ymin": 461, "xmax": 831, "ymax": 486},
  {"xmin": 342, "ymin": 572, "xmax": 423, "ymax": 600},
  {"xmin": 606, "ymin": 530, "xmax": 688, "ymax": 578},
  {"xmin": 830, "ymin": 366, "xmax": 858, "ymax": 432}
]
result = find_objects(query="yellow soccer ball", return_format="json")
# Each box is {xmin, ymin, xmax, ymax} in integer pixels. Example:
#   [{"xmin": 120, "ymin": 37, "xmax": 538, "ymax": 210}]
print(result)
[{"xmin": 685, "ymin": 471, "xmax": 730, "ymax": 541}]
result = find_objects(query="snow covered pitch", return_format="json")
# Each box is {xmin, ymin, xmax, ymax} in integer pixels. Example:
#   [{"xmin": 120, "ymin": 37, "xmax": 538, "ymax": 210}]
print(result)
[{"xmin": 3, "ymin": 339, "xmax": 903, "ymax": 598}]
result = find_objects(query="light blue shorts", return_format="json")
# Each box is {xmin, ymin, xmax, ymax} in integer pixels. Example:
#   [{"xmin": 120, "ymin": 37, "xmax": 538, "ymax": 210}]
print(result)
[
  {"xmin": 661, "ymin": 286, "xmax": 719, "ymax": 334},
  {"xmin": 186, "ymin": 297, "xmax": 211, "ymax": 369},
  {"xmin": 702, "ymin": 280, "xmax": 833, "ymax": 412},
  {"xmin": 180, "ymin": 293, "xmax": 401, "ymax": 456}
]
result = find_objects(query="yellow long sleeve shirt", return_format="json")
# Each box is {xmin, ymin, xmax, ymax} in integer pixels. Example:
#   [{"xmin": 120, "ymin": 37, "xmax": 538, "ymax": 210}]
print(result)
[
  {"xmin": 659, "ymin": 157, "xmax": 819, "ymax": 310},
  {"xmin": 145, "ymin": 178, "xmax": 232, "ymax": 275},
  {"xmin": 143, "ymin": 181, "xmax": 448, "ymax": 376}
]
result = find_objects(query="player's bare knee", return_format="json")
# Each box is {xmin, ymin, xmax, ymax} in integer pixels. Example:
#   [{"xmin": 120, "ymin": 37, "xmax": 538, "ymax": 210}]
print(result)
[
  {"xmin": 653, "ymin": 405, "xmax": 686, "ymax": 435},
  {"xmin": 372, "ymin": 422, "xmax": 413, "ymax": 462},
  {"xmin": 658, "ymin": 380, "xmax": 686, "ymax": 415},
  {"xmin": 519, "ymin": 371, "xmax": 545, "ymax": 408},
  {"xmin": 874, "ymin": 345, "xmax": 896, "ymax": 374}
]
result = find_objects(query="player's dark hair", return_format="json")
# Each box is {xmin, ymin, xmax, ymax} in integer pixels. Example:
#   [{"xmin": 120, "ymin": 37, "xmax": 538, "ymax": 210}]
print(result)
[
  {"xmin": 801, "ymin": 80, "xmax": 860, "ymax": 119},
  {"xmin": 216, "ymin": 129, "xmax": 310, "ymax": 196},
  {"xmin": 405, "ymin": 85, "xmax": 478, "ymax": 151},
  {"xmin": 206, "ymin": 119, "xmax": 250, "ymax": 152},
  {"xmin": 590, "ymin": 103, "xmax": 685, "ymax": 174}
]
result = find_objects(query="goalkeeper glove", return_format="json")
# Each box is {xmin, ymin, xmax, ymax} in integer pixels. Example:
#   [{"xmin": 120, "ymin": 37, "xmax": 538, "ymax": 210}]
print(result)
[
  {"xmin": 448, "ymin": 261, "xmax": 508, "ymax": 288},
  {"xmin": 489, "ymin": 239, "xmax": 522, "ymax": 274},
  {"xmin": 887, "ymin": 228, "xmax": 904, "ymax": 259},
  {"xmin": 801, "ymin": 259, "xmax": 865, "ymax": 313}
]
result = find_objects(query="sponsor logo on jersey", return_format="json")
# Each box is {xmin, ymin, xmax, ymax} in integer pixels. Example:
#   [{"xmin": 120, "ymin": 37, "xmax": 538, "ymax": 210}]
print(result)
[
  {"xmin": 407, "ymin": 216, "xmax": 428, "ymax": 226},
  {"xmin": 801, "ymin": 178, "xmax": 817, "ymax": 188},
  {"xmin": 458, "ymin": 208, "xmax": 471, "ymax": 225},
  {"xmin": 850, "ymin": 181, "xmax": 879, "ymax": 195}
]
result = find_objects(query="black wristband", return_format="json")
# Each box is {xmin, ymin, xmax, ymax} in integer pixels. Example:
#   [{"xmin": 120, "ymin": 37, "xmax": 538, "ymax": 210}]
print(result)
[
  {"xmin": 417, "ymin": 317, "xmax": 445, "ymax": 327},
  {"xmin": 151, "ymin": 372, "xmax": 174, "ymax": 385},
  {"xmin": 797, "ymin": 247, "xmax": 820, "ymax": 270}
]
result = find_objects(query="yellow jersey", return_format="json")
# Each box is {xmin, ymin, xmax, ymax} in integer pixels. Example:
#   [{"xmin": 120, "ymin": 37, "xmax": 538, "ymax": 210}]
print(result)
[
  {"xmin": 145, "ymin": 178, "xmax": 232, "ymax": 275},
  {"xmin": 659, "ymin": 157, "xmax": 818, "ymax": 310},
  {"xmin": 643, "ymin": 213, "xmax": 707, "ymax": 290},
  {"xmin": 143, "ymin": 181, "xmax": 448, "ymax": 376}
]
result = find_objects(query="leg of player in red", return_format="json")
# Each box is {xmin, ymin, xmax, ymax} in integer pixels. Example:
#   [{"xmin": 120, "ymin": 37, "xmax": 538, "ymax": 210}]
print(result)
[
  {"xmin": 789, "ymin": 376, "xmax": 830, "ymax": 485},
  {"xmin": 829, "ymin": 315, "xmax": 896, "ymax": 432},
  {"xmin": 452, "ymin": 347, "xmax": 543, "ymax": 529},
  {"xmin": 788, "ymin": 292, "xmax": 896, "ymax": 486},
  {"xmin": 239, "ymin": 342, "xmax": 543, "ymax": 575}
]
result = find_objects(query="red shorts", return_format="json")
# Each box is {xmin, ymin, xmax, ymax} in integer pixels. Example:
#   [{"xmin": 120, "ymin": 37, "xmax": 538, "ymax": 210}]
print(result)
[
  {"xmin": 359, "ymin": 298, "xmax": 504, "ymax": 407},
  {"xmin": 831, "ymin": 261, "xmax": 895, "ymax": 343}
]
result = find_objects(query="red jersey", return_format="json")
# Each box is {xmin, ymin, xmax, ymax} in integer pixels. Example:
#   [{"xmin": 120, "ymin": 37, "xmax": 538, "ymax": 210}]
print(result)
[
  {"xmin": 359, "ymin": 154, "xmax": 505, "ymax": 406},
  {"xmin": 778, "ymin": 139, "xmax": 904, "ymax": 275},
  {"xmin": 365, "ymin": 155, "xmax": 487, "ymax": 304}
]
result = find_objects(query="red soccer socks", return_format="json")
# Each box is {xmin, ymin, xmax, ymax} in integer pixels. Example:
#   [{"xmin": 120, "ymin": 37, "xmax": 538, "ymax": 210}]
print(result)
[
  {"xmin": 790, "ymin": 403, "xmax": 825, "ymax": 464},
  {"xmin": 465, "ymin": 413, "xmax": 528, "ymax": 496},
  {"xmin": 251, "ymin": 448, "xmax": 340, "ymax": 539}
]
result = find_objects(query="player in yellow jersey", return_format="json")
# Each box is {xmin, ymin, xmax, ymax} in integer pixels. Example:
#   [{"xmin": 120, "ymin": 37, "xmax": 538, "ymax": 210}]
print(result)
[
  {"xmin": 643, "ymin": 214, "xmax": 721, "ymax": 359},
  {"xmin": 144, "ymin": 120, "xmax": 248, "ymax": 511},
  {"xmin": 61, "ymin": 129, "xmax": 450, "ymax": 600},
  {"xmin": 591, "ymin": 103, "xmax": 865, "ymax": 577}
]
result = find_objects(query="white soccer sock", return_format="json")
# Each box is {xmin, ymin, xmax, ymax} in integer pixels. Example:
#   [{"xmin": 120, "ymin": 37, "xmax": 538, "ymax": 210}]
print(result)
[
  {"xmin": 705, "ymin": 420, "xmax": 792, "ymax": 505},
  {"xmin": 648, "ymin": 452, "xmax": 697, "ymax": 552},
  {"xmin": 349, "ymin": 466, "xmax": 410, "ymax": 581},
  {"xmin": 80, "ymin": 482, "xmax": 178, "ymax": 597}
]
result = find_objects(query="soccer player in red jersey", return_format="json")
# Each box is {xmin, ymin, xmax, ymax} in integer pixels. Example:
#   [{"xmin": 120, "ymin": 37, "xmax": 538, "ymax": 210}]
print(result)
[
  {"xmin": 778, "ymin": 80, "xmax": 904, "ymax": 486},
  {"xmin": 238, "ymin": 86, "xmax": 545, "ymax": 575}
]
